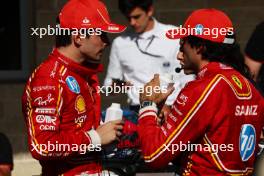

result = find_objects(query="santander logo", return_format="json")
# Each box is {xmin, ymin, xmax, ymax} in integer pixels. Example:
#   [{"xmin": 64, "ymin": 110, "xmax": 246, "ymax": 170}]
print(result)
[
  {"xmin": 166, "ymin": 29, "xmax": 178, "ymax": 39},
  {"xmin": 82, "ymin": 17, "xmax": 91, "ymax": 25},
  {"xmin": 166, "ymin": 28, "xmax": 184, "ymax": 39}
]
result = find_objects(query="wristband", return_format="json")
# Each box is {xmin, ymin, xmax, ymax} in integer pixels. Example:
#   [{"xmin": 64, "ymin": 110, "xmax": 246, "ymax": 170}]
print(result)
[{"xmin": 140, "ymin": 101, "xmax": 157, "ymax": 109}]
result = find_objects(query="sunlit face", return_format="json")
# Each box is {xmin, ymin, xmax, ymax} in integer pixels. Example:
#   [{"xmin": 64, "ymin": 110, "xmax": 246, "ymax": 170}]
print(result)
[
  {"xmin": 177, "ymin": 38, "xmax": 200, "ymax": 75},
  {"xmin": 126, "ymin": 7, "xmax": 153, "ymax": 34}
]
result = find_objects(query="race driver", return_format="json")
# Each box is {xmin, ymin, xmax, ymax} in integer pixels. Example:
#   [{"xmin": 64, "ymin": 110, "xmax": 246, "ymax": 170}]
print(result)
[
  {"xmin": 22, "ymin": 0, "xmax": 126, "ymax": 175},
  {"xmin": 137, "ymin": 9, "xmax": 264, "ymax": 175}
]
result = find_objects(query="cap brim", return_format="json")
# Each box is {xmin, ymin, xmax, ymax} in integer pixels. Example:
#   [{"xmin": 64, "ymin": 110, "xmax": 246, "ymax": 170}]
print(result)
[
  {"xmin": 166, "ymin": 28, "xmax": 188, "ymax": 40},
  {"xmin": 101, "ymin": 23, "xmax": 127, "ymax": 33}
]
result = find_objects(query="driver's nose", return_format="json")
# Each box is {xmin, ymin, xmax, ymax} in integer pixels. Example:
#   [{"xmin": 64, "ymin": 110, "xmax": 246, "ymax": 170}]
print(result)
[{"xmin": 177, "ymin": 51, "xmax": 184, "ymax": 61}]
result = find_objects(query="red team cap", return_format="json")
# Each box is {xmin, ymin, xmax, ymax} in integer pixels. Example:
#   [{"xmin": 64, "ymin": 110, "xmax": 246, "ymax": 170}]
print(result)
[
  {"xmin": 59, "ymin": 0, "xmax": 126, "ymax": 33},
  {"xmin": 166, "ymin": 9, "xmax": 235, "ymax": 44}
]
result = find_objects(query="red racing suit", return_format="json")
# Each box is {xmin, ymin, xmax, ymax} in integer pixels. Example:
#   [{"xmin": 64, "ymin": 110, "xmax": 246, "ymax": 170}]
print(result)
[
  {"xmin": 22, "ymin": 49, "xmax": 103, "ymax": 176},
  {"xmin": 138, "ymin": 62, "xmax": 264, "ymax": 175}
]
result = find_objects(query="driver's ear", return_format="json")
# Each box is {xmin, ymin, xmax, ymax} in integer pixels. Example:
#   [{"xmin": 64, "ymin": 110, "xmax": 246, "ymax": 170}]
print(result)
[
  {"xmin": 196, "ymin": 45, "xmax": 206, "ymax": 55},
  {"xmin": 73, "ymin": 34, "xmax": 84, "ymax": 46},
  {"xmin": 147, "ymin": 6, "xmax": 154, "ymax": 17}
]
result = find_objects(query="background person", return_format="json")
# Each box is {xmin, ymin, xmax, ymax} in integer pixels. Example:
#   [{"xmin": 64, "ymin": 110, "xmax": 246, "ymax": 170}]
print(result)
[
  {"xmin": 244, "ymin": 21, "xmax": 264, "ymax": 176},
  {"xmin": 104, "ymin": 0, "xmax": 194, "ymax": 114},
  {"xmin": 0, "ymin": 133, "xmax": 13, "ymax": 176},
  {"xmin": 21, "ymin": 0, "xmax": 126, "ymax": 175},
  {"xmin": 244, "ymin": 21, "xmax": 264, "ymax": 94},
  {"xmin": 137, "ymin": 9, "xmax": 264, "ymax": 175}
]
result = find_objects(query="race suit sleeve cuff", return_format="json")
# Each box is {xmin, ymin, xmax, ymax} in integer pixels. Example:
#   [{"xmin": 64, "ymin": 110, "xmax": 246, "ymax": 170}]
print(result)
[
  {"xmin": 139, "ymin": 105, "xmax": 158, "ymax": 120},
  {"xmin": 87, "ymin": 129, "xmax": 101, "ymax": 146}
]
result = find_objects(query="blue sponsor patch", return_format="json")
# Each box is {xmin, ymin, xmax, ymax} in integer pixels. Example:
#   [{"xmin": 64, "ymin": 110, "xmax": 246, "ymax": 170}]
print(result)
[
  {"xmin": 195, "ymin": 24, "xmax": 204, "ymax": 35},
  {"xmin": 66, "ymin": 76, "xmax": 80, "ymax": 94},
  {"xmin": 239, "ymin": 124, "xmax": 256, "ymax": 161}
]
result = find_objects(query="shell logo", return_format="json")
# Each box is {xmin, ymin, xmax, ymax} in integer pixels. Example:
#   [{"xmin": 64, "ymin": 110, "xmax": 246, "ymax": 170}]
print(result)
[{"xmin": 75, "ymin": 95, "xmax": 86, "ymax": 114}]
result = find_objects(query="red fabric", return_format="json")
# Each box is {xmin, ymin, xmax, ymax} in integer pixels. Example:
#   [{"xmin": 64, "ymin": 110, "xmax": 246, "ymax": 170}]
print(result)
[
  {"xmin": 166, "ymin": 9, "xmax": 234, "ymax": 44},
  {"xmin": 117, "ymin": 120, "xmax": 140, "ymax": 148},
  {"xmin": 59, "ymin": 0, "xmax": 126, "ymax": 33},
  {"xmin": 138, "ymin": 62, "xmax": 264, "ymax": 175},
  {"xmin": 22, "ymin": 48, "xmax": 103, "ymax": 175}
]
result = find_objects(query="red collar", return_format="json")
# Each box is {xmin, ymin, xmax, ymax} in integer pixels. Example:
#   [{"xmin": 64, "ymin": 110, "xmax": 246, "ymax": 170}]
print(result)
[
  {"xmin": 197, "ymin": 62, "xmax": 232, "ymax": 79},
  {"xmin": 50, "ymin": 48, "xmax": 103, "ymax": 77}
]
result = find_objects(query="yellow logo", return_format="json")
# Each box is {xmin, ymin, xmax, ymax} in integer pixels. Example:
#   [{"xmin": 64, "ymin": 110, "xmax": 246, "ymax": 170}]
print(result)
[
  {"xmin": 232, "ymin": 75, "xmax": 243, "ymax": 89},
  {"xmin": 75, "ymin": 95, "xmax": 86, "ymax": 114}
]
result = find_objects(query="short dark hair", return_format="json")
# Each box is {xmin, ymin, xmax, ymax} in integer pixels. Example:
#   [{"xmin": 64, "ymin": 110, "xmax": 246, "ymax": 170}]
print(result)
[
  {"xmin": 184, "ymin": 36, "xmax": 251, "ymax": 79},
  {"xmin": 55, "ymin": 34, "xmax": 72, "ymax": 48},
  {"xmin": 55, "ymin": 17, "xmax": 72, "ymax": 48},
  {"xmin": 118, "ymin": 0, "xmax": 153, "ymax": 16}
]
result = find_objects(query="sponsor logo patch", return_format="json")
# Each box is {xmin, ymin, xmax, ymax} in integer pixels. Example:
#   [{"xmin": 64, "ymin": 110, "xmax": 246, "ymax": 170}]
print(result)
[
  {"xmin": 39, "ymin": 125, "xmax": 56, "ymax": 131},
  {"xmin": 176, "ymin": 93, "xmax": 188, "ymax": 106},
  {"xmin": 82, "ymin": 17, "xmax": 91, "ymax": 25},
  {"xmin": 75, "ymin": 115, "xmax": 87, "ymax": 128},
  {"xmin": 108, "ymin": 26, "xmax": 119, "ymax": 31},
  {"xmin": 66, "ymin": 76, "xmax": 80, "ymax": 94},
  {"xmin": 75, "ymin": 95, "xmax": 86, "ymax": 114},
  {"xmin": 33, "ymin": 86, "xmax": 56, "ymax": 92},
  {"xmin": 232, "ymin": 75, "xmax": 243, "ymax": 89},
  {"xmin": 34, "ymin": 94, "xmax": 54, "ymax": 106},
  {"xmin": 239, "ymin": 124, "xmax": 256, "ymax": 161},
  {"xmin": 36, "ymin": 115, "xmax": 57, "ymax": 125},
  {"xmin": 35, "ymin": 108, "xmax": 56, "ymax": 114},
  {"xmin": 195, "ymin": 24, "xmax": 204, "ymax": 35}
]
